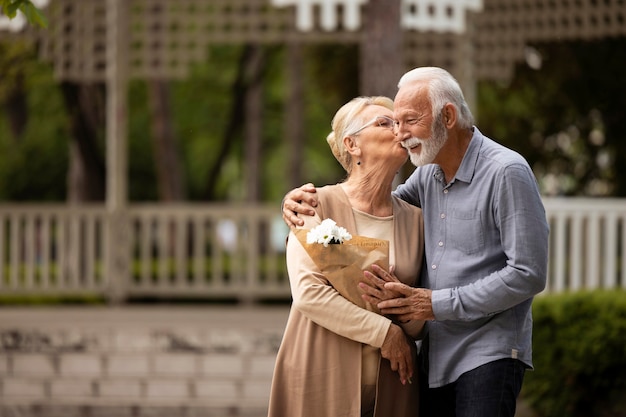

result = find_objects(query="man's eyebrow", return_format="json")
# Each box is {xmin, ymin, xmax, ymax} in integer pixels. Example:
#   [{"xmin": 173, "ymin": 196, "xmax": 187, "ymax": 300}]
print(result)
[{"xmin": 395, "ymin": 111, "xmax": 420, "ymax": 118}]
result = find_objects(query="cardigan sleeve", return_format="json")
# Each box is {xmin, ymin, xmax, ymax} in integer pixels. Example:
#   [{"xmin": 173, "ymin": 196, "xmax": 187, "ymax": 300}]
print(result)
[{"xmin": 286, "ymin": 212, "xmax": 391, "ymax": 348}]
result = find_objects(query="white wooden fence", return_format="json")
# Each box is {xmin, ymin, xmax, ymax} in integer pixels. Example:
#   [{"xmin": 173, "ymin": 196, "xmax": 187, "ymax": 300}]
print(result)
[
  {"xmin": 543, "ymin": 198, "xmax": 626, "ymax": 293},
  {"xmin": 0, "ymin": 198, "xmax": 624, "ymax": 302},
  {"xmin": 0, "ymin": 204, "xmax": 291, "ymax": 302}
]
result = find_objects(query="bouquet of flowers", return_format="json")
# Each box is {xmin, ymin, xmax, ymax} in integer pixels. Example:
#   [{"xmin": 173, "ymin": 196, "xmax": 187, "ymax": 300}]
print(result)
[{"xmin": 294, "ymin": 219, "xmax": 389, "ymax": 314}]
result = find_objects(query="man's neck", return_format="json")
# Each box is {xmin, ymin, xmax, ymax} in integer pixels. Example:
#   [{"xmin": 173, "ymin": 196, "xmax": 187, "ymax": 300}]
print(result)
[{"xmin": 436, "ymin": 128, "xmax": 473, "ymax": 183}]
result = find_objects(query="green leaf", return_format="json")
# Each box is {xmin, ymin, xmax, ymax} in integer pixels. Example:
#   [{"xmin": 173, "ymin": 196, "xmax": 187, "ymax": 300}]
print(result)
[
  {"xmin": 4, "ymin": 1, "xmax": 23, "ymax": 18},
  {"xmin": 20, "ymin": 2, "xmax": 47, "ymax": 28},
  {"xmin": 1, "ymin": 1, "xmax": 47, "ymax": 28}
]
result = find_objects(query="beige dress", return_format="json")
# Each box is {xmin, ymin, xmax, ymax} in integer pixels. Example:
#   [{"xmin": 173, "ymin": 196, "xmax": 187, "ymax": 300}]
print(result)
[{"xmin": 267, "ymin": 184, "xmax": 425, "ymax": 417}]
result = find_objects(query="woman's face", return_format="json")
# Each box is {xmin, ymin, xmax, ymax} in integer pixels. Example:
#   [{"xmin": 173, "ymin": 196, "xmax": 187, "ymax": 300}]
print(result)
[{"xmin": 352, "ymin": 105, "xmax": 408, "ymax": 171}]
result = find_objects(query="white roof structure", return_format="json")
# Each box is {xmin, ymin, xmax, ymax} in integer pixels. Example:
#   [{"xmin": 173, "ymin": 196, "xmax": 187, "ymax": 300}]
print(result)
[{"xmin": 271, "ymin": 0, "xmax": 483, "ymax": 33}]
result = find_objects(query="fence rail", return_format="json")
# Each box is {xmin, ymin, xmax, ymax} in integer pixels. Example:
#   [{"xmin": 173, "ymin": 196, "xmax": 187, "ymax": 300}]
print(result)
[{"xmin": 0, "ymin": 199, "xmax": 624, "ymax": 302}]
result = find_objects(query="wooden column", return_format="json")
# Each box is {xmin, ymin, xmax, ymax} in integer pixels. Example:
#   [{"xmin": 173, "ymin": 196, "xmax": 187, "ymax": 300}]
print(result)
[{"xmin": 105, "ymin": 0, "xmax": 130, "ymax": 303}]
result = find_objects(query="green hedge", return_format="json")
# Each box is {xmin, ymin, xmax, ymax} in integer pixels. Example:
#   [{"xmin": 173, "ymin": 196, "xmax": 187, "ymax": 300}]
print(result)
[{"xmin": 523, "ymin": 290, "xmax": 626, "ymax": 417}]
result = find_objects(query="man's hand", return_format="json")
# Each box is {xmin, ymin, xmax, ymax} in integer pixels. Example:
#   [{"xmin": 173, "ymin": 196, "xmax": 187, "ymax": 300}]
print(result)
[
  {"xmin": 377, "ymin": 284, "xmax": 435, "ymax": 322},
  {"xmin": 281, "ymin": 183, "xmax": 318, "ymax": 228},
  {"xmin": 360, "ymin": 264, "xmax": 404, "ymax": 304},
  {"xmin": 380, "ymin": 324, "xmax": 413, "ymax": 385}
]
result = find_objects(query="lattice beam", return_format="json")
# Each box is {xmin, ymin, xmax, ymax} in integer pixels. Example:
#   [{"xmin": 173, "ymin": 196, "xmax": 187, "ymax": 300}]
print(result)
[
  {"xmin": 1, "ymin": 0, "xmax": 625, "ymax": 83},
  {"xmin": 473, "ymin": 0, "xmax": 626, "ymax": 80}
]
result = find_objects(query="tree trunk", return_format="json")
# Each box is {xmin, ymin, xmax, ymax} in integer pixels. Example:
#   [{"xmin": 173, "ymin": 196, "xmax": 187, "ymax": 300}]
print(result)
[
  {"xmin": 204, "ymin": 44, "xmax": 266, "ymax": 201},
  {"xmin": 147, "ymin": 79, "xmax": 185, "ymax": 201},
  {"xmin": 245, "ymin": 46, "xmax": 264, "ymax": 202},
  {"xmin": 5, "ymin": 72, "xmax": 28, "ymax": 141},
  {"xmin": 285, "ymin": 42, "xmax": 305, "ymax": 190},
  {"xmin": 359, "ymin": 0, "xmax": 403, "ymax": 98},
  {"xmin": 61, "ymin": 82, "xmax": 106, "ymax": 202}
]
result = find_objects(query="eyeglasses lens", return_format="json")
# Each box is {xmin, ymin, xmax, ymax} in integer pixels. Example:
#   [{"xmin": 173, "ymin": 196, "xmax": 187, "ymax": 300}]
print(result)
[{"xmin": 376, "ymin": 116, "xmax": 394, "ymax": 129}]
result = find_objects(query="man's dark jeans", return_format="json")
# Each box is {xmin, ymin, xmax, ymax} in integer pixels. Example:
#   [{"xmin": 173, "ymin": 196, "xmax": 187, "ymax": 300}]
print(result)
[{"xmin": 421, "ymin": 358, "xmax": 526, "ymax": 417}]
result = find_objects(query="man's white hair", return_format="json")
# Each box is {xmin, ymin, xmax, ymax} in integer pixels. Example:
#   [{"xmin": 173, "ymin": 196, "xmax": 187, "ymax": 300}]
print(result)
[{"xmin": 397, "ymin": 67, "xmax": 474, "ymax": 129}]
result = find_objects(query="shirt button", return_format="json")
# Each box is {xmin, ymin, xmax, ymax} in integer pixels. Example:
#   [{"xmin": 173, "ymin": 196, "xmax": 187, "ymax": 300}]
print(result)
[
  {"xmin": 431, "ymin": 264, "xmax": 437, "ymax": 269},
  {"xmin": 443, "ymin": 189, "xmax": 449, "ymax": 194},
  {"xmin": 438, "ymin": 241, "xmax": 444, "ymax": 247},
  {"xmin": 440, "ymin": 213, "xmax": 446, "ymax": 219}
]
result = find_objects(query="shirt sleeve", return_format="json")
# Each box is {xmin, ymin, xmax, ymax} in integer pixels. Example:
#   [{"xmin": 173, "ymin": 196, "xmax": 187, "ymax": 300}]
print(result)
[
  {"xmin": 287, "ymin": 213, "xmax": 391, "ymax": 347},
  {"xmin": 432, "ymin": 163, "xmax": 549, "ymax": 321},
  {"xmin": 393, "ymin": 169, "xmax": 423, "ymax": 208}
]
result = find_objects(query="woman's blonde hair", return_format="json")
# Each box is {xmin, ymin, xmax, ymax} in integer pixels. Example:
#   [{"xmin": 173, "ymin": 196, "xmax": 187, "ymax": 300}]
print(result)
[{"xmin": 326, "ymin": 96, "xmax": 393, "ymax": 173}]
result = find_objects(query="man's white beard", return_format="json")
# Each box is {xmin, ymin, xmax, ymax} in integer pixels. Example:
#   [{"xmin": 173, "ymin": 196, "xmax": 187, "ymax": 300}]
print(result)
[{"xmin": 403, "ymin": 120, "xmax": 448, "ymax": 167}]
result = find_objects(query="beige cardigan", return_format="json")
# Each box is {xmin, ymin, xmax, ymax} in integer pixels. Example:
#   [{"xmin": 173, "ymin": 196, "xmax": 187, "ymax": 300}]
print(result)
[{"xmin": 268, "ymin": 185, "xmax": 425, "ymax": 417}]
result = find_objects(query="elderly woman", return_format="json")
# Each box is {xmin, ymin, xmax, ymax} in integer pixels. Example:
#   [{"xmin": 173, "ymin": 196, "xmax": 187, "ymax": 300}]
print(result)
[{"xmin": 267, "ymin": 96, "xmax": 425, "ymax": 417}]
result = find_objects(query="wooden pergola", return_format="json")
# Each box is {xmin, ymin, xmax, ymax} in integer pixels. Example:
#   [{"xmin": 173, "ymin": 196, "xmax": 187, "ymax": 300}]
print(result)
[
  {"xmin": 2, "ymin": 0, "xmax": 625, "ymax": 208},
  {"xmin": 1, "ymin": 0, "xmax": 625, "ymax": 300}
]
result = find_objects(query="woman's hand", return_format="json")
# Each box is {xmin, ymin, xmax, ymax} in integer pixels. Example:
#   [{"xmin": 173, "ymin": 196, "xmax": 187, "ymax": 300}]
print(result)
[
  {"xmin": 380, "ymin": 324, "xmax": 413, "ymax": 385},
  {"xmin": 359, "ymin": 264, "xmax": 404, "ymax": 304},
  {"xmin": 281, "ymin": 183, "xmax": 318, "ymax": 228}
]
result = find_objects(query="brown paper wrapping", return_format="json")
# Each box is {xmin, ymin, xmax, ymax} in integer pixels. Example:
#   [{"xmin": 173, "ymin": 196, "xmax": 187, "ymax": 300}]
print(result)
[{"xmin": 294, "ymin": 228, "xmax": 389, "ymax": 315}]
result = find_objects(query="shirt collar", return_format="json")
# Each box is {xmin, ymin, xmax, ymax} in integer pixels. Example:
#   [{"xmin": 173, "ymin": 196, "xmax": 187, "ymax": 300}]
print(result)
[
  {"xmin": 431, "ymin": 126, "xmax": 482, "ymax": 186},
  {"xmin": 452, "ymin": 126, "xmax": 482, "ymax": 184}
]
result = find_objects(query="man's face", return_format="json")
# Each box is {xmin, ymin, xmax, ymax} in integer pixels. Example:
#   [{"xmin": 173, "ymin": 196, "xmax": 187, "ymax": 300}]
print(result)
[{"xmin": 393, "ymin": 84, "xmax": 448, "ymax": 167}]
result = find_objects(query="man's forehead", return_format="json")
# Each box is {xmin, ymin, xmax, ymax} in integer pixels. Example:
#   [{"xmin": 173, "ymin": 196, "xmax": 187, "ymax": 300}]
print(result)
[
  {"xmin": 394, "ymin": 95, "xmax": 430, "ymax": 117},
  {"xmin": 395, "ymin": 83, "xmax": 428, "ymax": 105},
  {"xmin": 393, "ymin": 104, "xmax": 417, "ymax": 117}
]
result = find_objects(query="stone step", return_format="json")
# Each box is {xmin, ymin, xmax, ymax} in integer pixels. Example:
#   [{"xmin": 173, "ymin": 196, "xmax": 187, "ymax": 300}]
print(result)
[{"xmin": 0, "ymin": 306, "xmax": 290, "ymax": 416}]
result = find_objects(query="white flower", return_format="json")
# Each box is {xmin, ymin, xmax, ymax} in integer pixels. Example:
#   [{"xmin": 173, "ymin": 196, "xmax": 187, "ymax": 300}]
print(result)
[{"xmin": 306, "ymin": 219, "xmax": 352, "ymax": 247}]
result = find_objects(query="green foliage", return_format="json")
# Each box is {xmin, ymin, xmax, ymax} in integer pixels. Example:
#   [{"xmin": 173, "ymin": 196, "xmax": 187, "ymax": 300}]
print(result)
[
  {"xmin": 0, "ymin": 41, "xmax": 68, "ymax": 201},
  {"xmin": 3, "ymin": 35, "xmax": 626, "ymax": 202},
  {"xmin": 0, "ymin": 0, "xmax": 47, "ymax": 28},
  {"xmin": 127, "ymin": 80, "xmax": 157, "ymax": 201},
  {"xmin": 127, "ymin": 43, "xmax": 356, "ymax": 202},
  {"xmin": 478, "ymin": 39, "xmax": 626, "ymax": 196},
  {"xmin": 301, "ymin": 44, "xmax": 359, "ymax": 187},
  {"xmin": 523, "ymin": 290, "xmax": 626, "ymax": 417}
]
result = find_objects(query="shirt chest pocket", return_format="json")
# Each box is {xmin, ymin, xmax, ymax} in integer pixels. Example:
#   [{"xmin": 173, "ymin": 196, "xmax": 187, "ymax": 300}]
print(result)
[{"xmin": 449, "ymin": 209, "xmax": 484, "ymax": 255}]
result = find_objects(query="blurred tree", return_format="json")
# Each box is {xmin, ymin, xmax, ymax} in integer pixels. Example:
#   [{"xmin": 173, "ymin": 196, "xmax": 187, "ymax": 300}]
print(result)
[
  {"xmin": 148, "ymin": 79, "xmax": 185, "ymax": 201},
  {"xmin": 3, "ymin": 34, "xmax": 626, "ymax": 202},
  {"xmin": 0, "ymin": 41, "xmax": 68, "ymax": 201},
  {"xmin": 0, "ymin": 41, "xmax": 30, "ymax": 141},
  {"xmin": 202, "ymin": 44, "xmax": 267, "ymax": 201},
  {"xmin": 360, "ymin": 0, "xmax": 402, "ymax": 98},
  {"xmin": 61, "ymin": 82, "xmax": 106, "ymax": 202},
  {"xmin": 478, "ymin": 38, "xmax": 626, "ymax": 197},
  {"xmin": 285, "ymin": 41, "xmax": 305, "ymax": 191},
  {"xmin": 304, "ymin": 43, "xmax": 360, "ymax": 185}
]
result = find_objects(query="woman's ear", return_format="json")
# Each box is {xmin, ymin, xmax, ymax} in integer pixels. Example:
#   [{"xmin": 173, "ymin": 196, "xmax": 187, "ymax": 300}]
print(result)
[{"xmin": 343, "ymin": 135, "xmax": 360, "ymax": 156}]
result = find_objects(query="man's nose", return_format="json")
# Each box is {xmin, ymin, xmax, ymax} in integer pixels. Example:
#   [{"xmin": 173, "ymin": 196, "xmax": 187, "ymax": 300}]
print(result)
[{"xmin": 394, "ymin": 125, "xmax": 409, "ymax": 140}]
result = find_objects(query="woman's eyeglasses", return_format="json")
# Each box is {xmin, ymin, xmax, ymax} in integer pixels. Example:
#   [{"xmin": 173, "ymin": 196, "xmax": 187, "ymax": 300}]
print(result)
[{"xmin": 349, "ymin": 115, "xmax": 396, "ymax": 136}]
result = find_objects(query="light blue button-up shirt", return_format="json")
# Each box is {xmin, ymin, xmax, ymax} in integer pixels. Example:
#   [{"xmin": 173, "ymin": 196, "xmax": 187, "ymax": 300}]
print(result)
[{"xmin": 393, "ymin": 127, "xmax": 549, "ymax": 388}]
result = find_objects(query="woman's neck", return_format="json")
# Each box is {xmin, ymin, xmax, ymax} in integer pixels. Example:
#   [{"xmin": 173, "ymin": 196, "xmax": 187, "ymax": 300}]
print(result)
[{"xmin": 341, "ymin": 177, "xmax": 394, "ymax": 217}]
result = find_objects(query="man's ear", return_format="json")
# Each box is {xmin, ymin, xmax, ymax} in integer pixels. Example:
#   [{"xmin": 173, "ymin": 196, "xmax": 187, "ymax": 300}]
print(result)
[{"xmin": 442, "ymin": 103, "xmax": 457, "ymax": 128}]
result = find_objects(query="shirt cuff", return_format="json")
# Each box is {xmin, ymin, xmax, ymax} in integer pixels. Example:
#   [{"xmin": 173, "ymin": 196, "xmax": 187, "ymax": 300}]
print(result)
[{"xmin": 431, "ymin": 288, "xmax": 454, "ymax": 320}]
